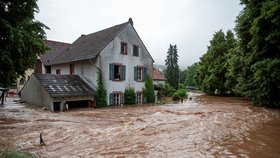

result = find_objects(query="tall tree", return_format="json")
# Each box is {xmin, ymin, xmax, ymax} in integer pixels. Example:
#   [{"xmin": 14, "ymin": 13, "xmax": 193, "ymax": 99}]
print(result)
[
  {"xmin": 0, "ymin": 0, "xmax": 48, "ymax": 87},
  {"xmin": 233, "ymin": 0, "xmax": 280, "ymax": 107},
  {"xmin": 165, "ymin": 44, "xmax": 180, "ymax": 89},
  {"xmin": 95, "ymin": 69, "xmax": 107, "ymax": 107},
  {"xmin": 195, "ymin": 30, "xmax": 237, "ymax": 95}
]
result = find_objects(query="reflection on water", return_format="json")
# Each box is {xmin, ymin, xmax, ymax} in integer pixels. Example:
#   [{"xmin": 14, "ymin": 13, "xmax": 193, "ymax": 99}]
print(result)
[{"xmin": 0, "ymin": 93, "xmax": 279, "ymax": 157}]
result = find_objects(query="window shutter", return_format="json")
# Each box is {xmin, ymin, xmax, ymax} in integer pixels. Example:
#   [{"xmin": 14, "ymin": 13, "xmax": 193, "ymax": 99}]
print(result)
[
  {"xmin": 134, "ymin": 67, "xmax": 137, "ymax": 81},
  {"xmin": 144, "ymin": 67, "xmax": 148, "ymax": 81},
  {"xmin": 122, "ymin": 65, "xmax": 126, "ymax": 81},
  {"xmin": 109, "ymin": 64, "xmax": 113, "ymax": 80},
  {"xmin": 109, "ymin": 93, "xmax": 113, "ymax": 106}
]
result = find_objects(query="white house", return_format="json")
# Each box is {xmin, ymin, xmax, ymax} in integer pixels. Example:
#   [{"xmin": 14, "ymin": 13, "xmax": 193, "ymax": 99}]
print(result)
[{"xmin": 21, "ymin": 18, "xmax": 154, "ymax": 109}]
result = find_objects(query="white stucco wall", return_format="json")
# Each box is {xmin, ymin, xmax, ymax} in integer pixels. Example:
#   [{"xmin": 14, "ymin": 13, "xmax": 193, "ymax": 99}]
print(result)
[
  {"xmin": 21, "ymin": 75, "xmax": 53, "ymax": 110},
  {"xmin": 100, "ymin": 24, "xmax": 153, "ymax": 101},
  {"xmin": 49, "ymin": 23, "xmax": 153, "ymax": 105}
]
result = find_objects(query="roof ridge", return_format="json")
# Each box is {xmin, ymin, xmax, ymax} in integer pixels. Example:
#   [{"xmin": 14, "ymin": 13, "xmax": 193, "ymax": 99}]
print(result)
[{"xmin": 48, "ymin": 20, "xmax": 130, "ymax": 65}]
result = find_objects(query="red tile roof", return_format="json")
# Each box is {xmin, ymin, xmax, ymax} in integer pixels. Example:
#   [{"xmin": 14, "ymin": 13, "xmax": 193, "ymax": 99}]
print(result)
[{"xmin": 152, "ymin": 67, "xmax": 166, "ymax": 81}]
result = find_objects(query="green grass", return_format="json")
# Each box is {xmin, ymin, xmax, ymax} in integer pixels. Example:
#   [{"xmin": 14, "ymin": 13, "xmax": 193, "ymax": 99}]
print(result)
[{"xmin": 2, "ymin": 149, "xmax": 35, "ymax": 158}]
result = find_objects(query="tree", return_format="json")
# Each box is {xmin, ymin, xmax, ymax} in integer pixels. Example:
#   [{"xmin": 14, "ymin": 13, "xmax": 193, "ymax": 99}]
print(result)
[
  {"xmin": 185, "ymin": 62, "xmax": 199, "ymax": 86},
  {"xmin": 233, "ymin": 0, "xmax": 280, "ymax": 107},
  {"xmin": 143, "ymin": 76, "xmax": 155, "ymax": 104},
  {"xmin": 95, "ymin": 69, "xmax": 107, "ymax": 107},
  {"xmin": 195, "ymin": 30, "xmax": 236, "ymax": 95},
  {"xmin": 124, "ymin": 87, "xmax": 136, "ymax": 105},
  {"xmin": 0, "ymin": 0, "xmax": 49, "ymax": 87},
  {"xmin": 165, "ymin": 44, "xmax": 180, "ymax": 90},
  {"xmin": 179, "ymin": 69, "xmax": 187, "ymax": 85}
]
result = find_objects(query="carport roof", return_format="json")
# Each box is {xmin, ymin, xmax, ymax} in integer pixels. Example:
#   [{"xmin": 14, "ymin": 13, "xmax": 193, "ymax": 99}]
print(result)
[{"xmin": 34, "ymin": 74, "xmax": 95, "ymax": 98}]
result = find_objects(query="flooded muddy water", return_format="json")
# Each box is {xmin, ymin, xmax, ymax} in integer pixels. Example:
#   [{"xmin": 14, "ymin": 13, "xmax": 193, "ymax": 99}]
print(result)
[{"xmin": 0, "ymin": 93, "xmax": 280, "ymax": 157}]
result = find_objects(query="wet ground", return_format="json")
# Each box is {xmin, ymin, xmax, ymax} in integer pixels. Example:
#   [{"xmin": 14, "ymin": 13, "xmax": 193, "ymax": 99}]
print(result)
[{"xmin": 0, "ymin": 92, "xmax": 280, "ymax": 158}]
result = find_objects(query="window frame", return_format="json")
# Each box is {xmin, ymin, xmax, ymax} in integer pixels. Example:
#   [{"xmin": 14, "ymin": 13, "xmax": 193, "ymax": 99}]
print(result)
[
  {"xmin": 120, "ymin": 42, "xmax": 128, "ymax": 55},
  {"xmin": 110, "ymin": 63, "xmax": 126, "ymax": 81},
  {"xmin": 136, "ymin": 67, "xmax": 143, "ymax": 81},
  {"xmin": 70, "ymin": 64, "xmax": 75, "ymax": 74},
  {"xmin": 133, "ymin": 45, "xmax": 139, "ymax": 57},
  {"xmin": 110, "ymin": 91, "xmax": 123, "ymax": 106},
  {"xmin": 136, "ymin": 92, "xmax": 142, "ymax": 105},
  {"xmin": 56, "ymin": 69, "xmax": 61, "ymax": 74}
]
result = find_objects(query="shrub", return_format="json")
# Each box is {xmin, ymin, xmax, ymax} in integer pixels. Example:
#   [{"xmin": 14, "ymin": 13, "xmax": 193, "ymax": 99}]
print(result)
[
  {"xmin": 95, "ymin": 69, "xmax": 107, "ymax": 107},
  {"xmin": 143, "ymin": 76, "xmax": 155, "ymax": 103},
  {"xmin": 172, "ymin": 89, "xmax": 188, "ymax": 101},
  {"xmin": 124, "ymin": 87, "xmax": 136, "ymax": 105},
  {"xmin": 3, "ymin": 149, "xmax": 35, "ymax": 158}
]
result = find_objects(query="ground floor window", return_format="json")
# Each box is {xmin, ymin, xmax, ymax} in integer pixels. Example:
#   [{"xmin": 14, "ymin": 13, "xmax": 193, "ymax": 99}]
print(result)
[
  {"xmin": 136, "ymin": 92, "xmax": 142, "ymax": 104},
  {"xmin": 109, "ymin": 92, "xmax": 123, "ymax": 106}
]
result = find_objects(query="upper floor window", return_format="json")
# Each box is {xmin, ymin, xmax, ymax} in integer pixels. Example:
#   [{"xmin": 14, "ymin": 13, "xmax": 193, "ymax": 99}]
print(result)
[
  {"xmin": 121, "ymin": 42, "xmax": 128, "ymax": 54},
  {"xmin": 70, "ymin": 64, "xmax": 75, "ymax": 74},
  {"xmin": 109, "ymin": 64, "xmax": 126, "ymax": 81},
  {"xmin": 134, "ymin": 66, "xmax": 147, "ymax": 81},
  {"xmin": 133, "ymin": 45, "xmax": 139, "ymax": 56}
]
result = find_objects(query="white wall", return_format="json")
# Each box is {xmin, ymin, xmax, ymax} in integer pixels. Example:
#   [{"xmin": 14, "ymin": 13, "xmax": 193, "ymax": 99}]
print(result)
[
  {"xmin": 100, "ymin": 24, "xmax": 153, "ymax": 100},
  {"xmin": 21, "ymin": 75, "xmax": 53, "ymax": 110},
  {"xmin": 49, "ymin": 23, "xmax": 153, "ymax": 105}
]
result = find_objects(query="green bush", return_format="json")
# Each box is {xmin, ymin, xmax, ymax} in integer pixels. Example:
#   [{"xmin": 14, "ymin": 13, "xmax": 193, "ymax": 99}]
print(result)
[
  {"xmin": 172, "ymin": 89, "xmax": 188, "ymax": 101},
  {"xmin": 124, "ymin": 87, "xmax": 136, "ymax": 105},
  {"xmin": 3, "ymin": 149, "xmax": 35, "ymax": 158},
  {"xmin": 95, "ymin": 69, "xmax": 107, "ymax": 107},
  {"xmin": 143, "ymin": 76, "xmax": 155, "ymax": 103}
]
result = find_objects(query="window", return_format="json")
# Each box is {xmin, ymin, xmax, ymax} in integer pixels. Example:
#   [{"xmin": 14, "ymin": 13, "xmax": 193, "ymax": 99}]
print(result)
[
  {"xmin": 136, "ymin": 92, "xmax": 142, "ymax": 104},
  {"xmin": 133, "ymin": 45, "xmax": 139, "ymax": 56},
  {"xmin": 134, "ymin": 66, "xmax": 147, "ymax": 81},
  {"xmin": 56, "ymin": 69, "xmax": 61, "ymax": 74},
  {"xmin": 109, "ymin": 64, "xmax": 126, "ymax": 81},
  {"xmin": 121, "ymin": 42, "xmax": 127, "ymax": 54},
  {"xmin": 45, "ymin": 66, "xmax": 51, "ymax": 74},
  {"xmin": 137, "ymin": 67, "xmax": 143, "ymax": 81},
  {"xmin": 109, "ymin": 92, "xmax": 123, "ymax": 106},
  {"xmin": 70, "ymin": 64, "xmax": 74, "ymax": 74}
]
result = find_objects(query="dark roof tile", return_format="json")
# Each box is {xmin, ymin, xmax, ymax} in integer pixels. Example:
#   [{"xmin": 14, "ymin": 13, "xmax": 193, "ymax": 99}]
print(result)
[
  {"xmin": 34, "ymin": 74, "xmax": 95, "ymax": 98},
  {"xmin": 48, "ymin": 21, "xmax": 129, "ymax": 65},
  {"xmin": 41, "ymin": 40, "xmax": 71, "ymax": 65}
]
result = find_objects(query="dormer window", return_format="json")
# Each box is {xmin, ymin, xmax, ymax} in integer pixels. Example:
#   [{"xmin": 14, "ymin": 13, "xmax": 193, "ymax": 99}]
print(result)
[{"xmin": 121, "ymin": 42, "xmax": 127, "ymax": 54}]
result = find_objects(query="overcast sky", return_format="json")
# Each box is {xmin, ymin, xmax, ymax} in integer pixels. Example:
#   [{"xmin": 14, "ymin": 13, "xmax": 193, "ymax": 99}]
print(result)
[{"xmin": 35, "ymin": 0, "xmax": 243, "ymax": 68}]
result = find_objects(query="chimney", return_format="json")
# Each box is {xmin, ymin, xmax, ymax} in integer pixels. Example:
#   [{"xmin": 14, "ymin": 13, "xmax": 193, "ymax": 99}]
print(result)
[
  {"xmin": 129, "ymin": 18, "xmax": 133, "ymax": 26},
  {"xmin": 81, "ymin": 34, "xmax": 85, "ymax": 37}
]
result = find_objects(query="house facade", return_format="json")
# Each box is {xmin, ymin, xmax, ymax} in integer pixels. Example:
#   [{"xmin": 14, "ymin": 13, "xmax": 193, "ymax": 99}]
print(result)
[
  {"xmin": 47, "ymin": 18, "xmax": 154, "ymax": 105},
  {"xmin": 17, "ymin": 40, "xmax": 70, "ymax": 92}
]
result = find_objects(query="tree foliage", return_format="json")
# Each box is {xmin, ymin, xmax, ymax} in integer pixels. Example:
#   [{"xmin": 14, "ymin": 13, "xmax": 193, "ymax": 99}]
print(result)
[
  {"xmin": 185, "ymin": 62, "xmax": 199, "ymax": 86},
  {"xmin": 124, "ymin": 87, "xmax": 136, "ymax": 105},
  {"xmin": 0, "ymin": 0, "xmax": 49, "ymax": 87},
  {"xmin": 172, "ymin": 89, "xmax": 188, "ymax": 101},
  {"xmin": 165, "ymin": 44, "xmax": 180, "ymax": 90},
  {"xmin": 143, "ymin": 76, "xmax": 155, "ymax": 104},
  {"xmin": 232, "ymin": 0, "xmax": 280, "ymax": 107},
  {"xmin": 195, "ymin": 0, "xmax": 280, "ymax": 107},
  {"xmin": 95, "ymin": 69, "xmax": 107, "ymax": 107},
  {"xmin": 195, "ymin": 30, "xmax": 237, "ymax": 95}
]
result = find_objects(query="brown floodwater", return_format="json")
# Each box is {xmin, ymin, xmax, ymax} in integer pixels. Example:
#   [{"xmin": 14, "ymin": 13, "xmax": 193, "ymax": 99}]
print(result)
[{"xmin": 0, "ymin": 92, "xmax": 280, "ymax": 158}]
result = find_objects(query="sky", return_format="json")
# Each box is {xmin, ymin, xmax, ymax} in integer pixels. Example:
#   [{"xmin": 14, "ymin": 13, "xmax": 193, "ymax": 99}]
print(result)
[{"xmin": 35, "ymin": 0, "xmax": 243, "ymax": 68}]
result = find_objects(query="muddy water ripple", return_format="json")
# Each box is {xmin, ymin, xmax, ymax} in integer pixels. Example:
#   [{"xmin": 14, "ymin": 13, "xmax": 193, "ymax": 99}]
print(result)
[{"xmin": 0, "ymin": 93, "xmax": 280, "ymax": 157}]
